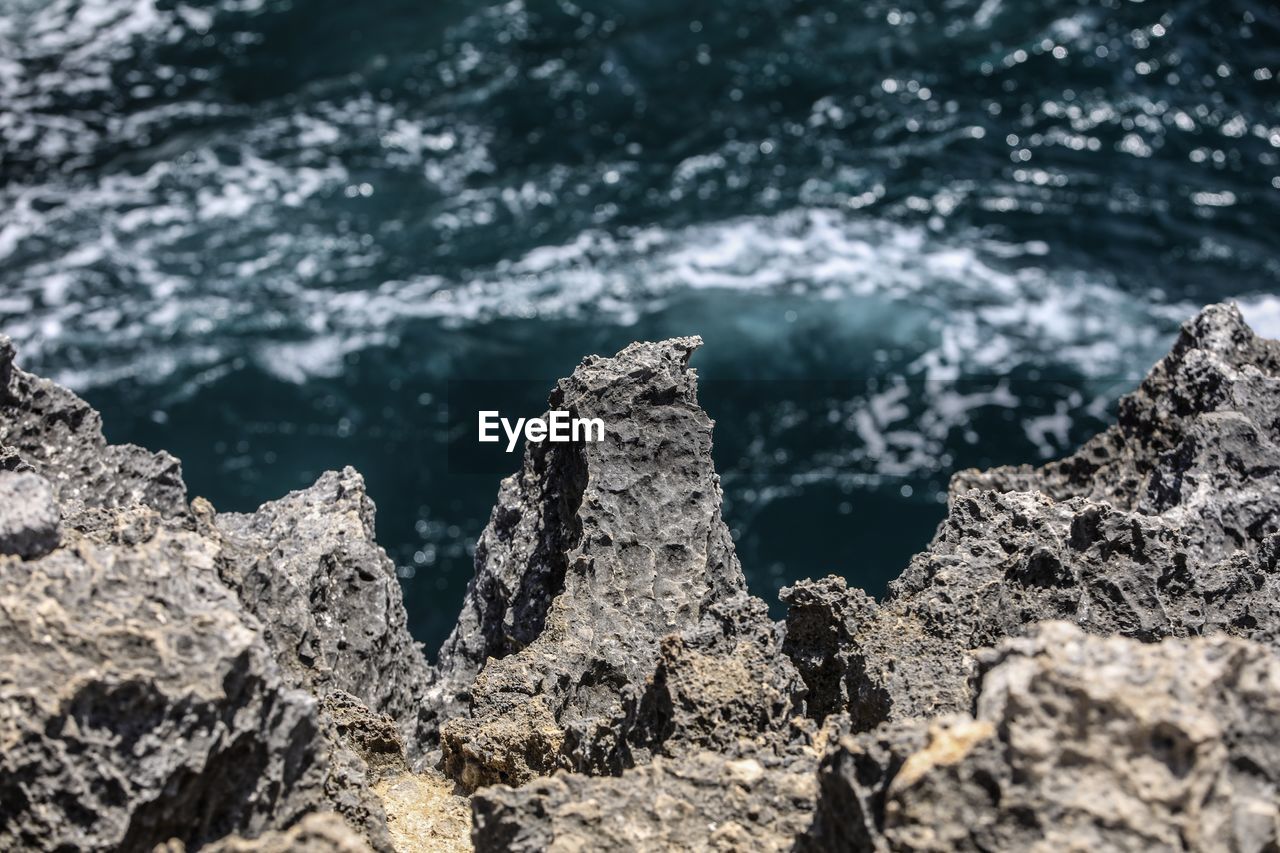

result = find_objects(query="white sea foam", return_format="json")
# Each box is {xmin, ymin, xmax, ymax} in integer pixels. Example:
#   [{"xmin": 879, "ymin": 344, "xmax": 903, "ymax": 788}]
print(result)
[
  {"xmin": 2, "ymin": 181, "xmax": 1205, "ymax": 393},
  {"xmin": 1239, "ymin": 295, "xmax": 1280, "ymax": 340}
]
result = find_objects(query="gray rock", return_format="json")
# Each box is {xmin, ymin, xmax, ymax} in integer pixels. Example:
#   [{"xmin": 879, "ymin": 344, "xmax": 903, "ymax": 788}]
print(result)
[
  {"xmin": 784, "ymin": 304, "xmax": 1280, "ymax": 726},
  {"xmin": 427, "ymin": 399, "xmax": 590, "ymax": 733},
  {"xmin": 0, "ymin": 443, "xmax": 32, "ymax": 473},
  {"xmin": 0, "ymin": 335, "xmax": 188, "ymax": 518},
  {"xmin": 322, "ymin": 689, "xmax": 411, "ymax": 782},
  {"xmin": 0, "ymin": 335, "xmax": 404, "ymax": 851},
  {"xmin": 472, "ymin": 748, "xmax": 818, "ymax": 853},
  {"xmin": 629, "ymin": 591, "xmax": 809, "ymax": 762},
  {"xmin": 888, "ymin": 491, "xmax": 1280, "ymax": 649},
  {"xmin": 805, "ymin": 623, "xmax": 1280, "ymax": 852},
  {"xmin": 7, "ymin": 302, "xmax": 1280, "ymax": 852},
  {"xmin": 437, "ymin": 337, "xmax": 757, "ymax": 788},
  {"xmin": 781, "ymin": 575, "xmax": 969, "ymax": 730},
  {"xmin": 0, "ymin": 525, "xmax": 345, "ymax": 851},
  {"xmin": 213, "ymin": 468, "xmax": 433, "ymax": 759},
  {"xmin": 162, "ymin": 813, "xmax": 377, "ymax": 853},
  {"xmin": 0, "ymin": 470, "xmax": 60, "ymax": 558},
  {"xmin": 954, "ymin": 302, "xmax": 1280, "ymax": 562}
]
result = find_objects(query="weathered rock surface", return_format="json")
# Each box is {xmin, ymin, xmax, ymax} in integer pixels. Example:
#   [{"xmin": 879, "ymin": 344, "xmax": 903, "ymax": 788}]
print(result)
[
  {"xmin": 957, "ymin": 303, "xmax": 1280, "ymax": 558},
  {"xmin": 0, "ymin": 336, "xmax": 441, "ymax": 851},
  {"xmin": 805, "ymin": 623, "xmax": 1280, "ymax": 852},
  {"xmin": 784, "ymin": 304, "xmax": 1280, "ymax": 727},
  {"xmin": 214, "ymin": 468, "xmax": 433, "ymax": 758},
  {"xmin": 373, "ymin": 771, "xmax": 473, "ymax": 853},
  {"xmin": 6, "ymin": 303, "xmax": 1280, "ymax": 852},
  {"xmin": 472, "ymin": 749, "xmax": 818, "ymax": 853},
  {"xmin": 437, "ymin": 338, "xmax": 794, "ymax": 789},
  {"xmin": 0, "ymin": 336, "xmax": 187, "ymax": 518},
  {"xmin": 781, "ymin": 575, "xmax": 970, "ymax": 730},
  {"xmin": 0, "ymin": 524, "xmax": 341, "ymax": 851},
  {"xmin": 629, "ymin": 591, "xmax": 807, "ymax": 762},
  {"xmin": 0, "ymin": 469, "xmax": 60, "ymax": 557},
  {"xmin": 164, "ymin": 813, "xmax": 377, "ymax": 853},
  {"xmin": 466, "ymin": 306, "xmax": 1280, "ymax": 851}
]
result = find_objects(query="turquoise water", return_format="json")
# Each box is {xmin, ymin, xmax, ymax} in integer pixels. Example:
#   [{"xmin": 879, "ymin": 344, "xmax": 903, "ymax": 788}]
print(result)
[{"xmin": 1, "ymin": 0, "xmax": 1277, "ymax": 653}]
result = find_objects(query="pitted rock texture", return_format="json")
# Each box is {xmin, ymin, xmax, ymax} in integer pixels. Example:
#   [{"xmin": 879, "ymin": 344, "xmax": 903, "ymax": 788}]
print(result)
[
  {"xmin": 805, "ymin": 623, "xmax": 1280, "ymax": 852},
  {"xmin": 0, "ymin": 470, "xmax": 59, "ymax": 557},
  {"xmin": 6, "ymin": 303, "xmax": 1280, "ymax": 852},
  {"xmin": 630, "ymin": 591, "xmax": 809, "ymax": 762},
  {"xmin": 0, "ymin": 337, "xmax": 430, "ymax": 851},
  {"xmin": 890, "ymin": 495, "xmax": 1280, "ymax": 650},
  {"xmin": 0, "ymin": 442, "xmax": 32, "ymax": 472},
  {"xmin": 214, "ymin": 468, "xmax": 433, "ymax": 758},
  {"xmin": 781, "ymin": 575, "xmax": 967, "ymax": 730},
  {"xmin": 954, "ymin": 302, "xmax": 1280, "ymax": 561},
  {"xmin": 0, "ymin": 335, "xmax": 187, "ymax": 518},
  {"xmin": 785, "ymin": 304, "xmax": 1280, "ymax": 726},
  {"xmin": 427, "ymin": 400, "xmax": 589, "ymax": 735},
  {"xmin": 472, "ymin": 749, "xmax": 818, "ymax": 853},
  {"xmin": 438, "ymin": 338, "xmax": 765, "ymax": 788},
  {"xmin": 161, "ymin": 813, "xmax": 377, "ymax": 853},
  {"xmin": 0, "ymin": 525, "xmax": 342, "ymax": 851}
]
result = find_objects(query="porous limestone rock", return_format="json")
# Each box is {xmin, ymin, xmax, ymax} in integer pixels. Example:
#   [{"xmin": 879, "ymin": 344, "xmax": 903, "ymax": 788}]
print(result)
[
  {"xmin": 784, "ymin": 304, "xmax": 1280, "ymax": 726},
  {"xmin": 0, "ymin": 442, "xmax": 31, "ymax": 472},
  {"xmin": 955, "ymin": 302, "xmax": 1280, "ymax": 561},
  {"xmin": 214, "ymin": 468, "xmax": 433, "ymax": 757},
  {"xmin": 0, "ymin": 526, "xmax": 343, "ymax": 851},
  {"xmin": 0, "ymin": 335, "xmax": 187, "ymax": 518},
  {"xmin": 6, "ymin": 303, "xmax": 1280, "ymax": 853},
  {"xmin": 437, "ymin": 338, "xmax": 769, "ymax": 788},
  {"xmin": 472, "ymin": 749, "xmax": 818, "ymax": 853},
  {"xmin": 804, "ymin": 623, "xmax": 1280, "ymax": 852},
  {"xmin": 781, "ymin": 575, "xmax": 967, "ymax": 730},
  {"xmin": 323, "ymin": 689, "xmax": 412, "ymax": 782},
  {"xmin": 163, "ymin": 813, "xmax": 377, "ymax": 853},
  {"xmin": 373, "ymin": 771, "xmax": 474, "ymax": 853},
  {"xmin": 0, "ymin": 469, "xmax": 60, "ymax": 557},
  {"xmin": 0, "ymin": 338, "xmax": 404, "ymax": 851},
  {"xmin": 629, "ymin": 591, "xmax": 808, "ymax": 762}
]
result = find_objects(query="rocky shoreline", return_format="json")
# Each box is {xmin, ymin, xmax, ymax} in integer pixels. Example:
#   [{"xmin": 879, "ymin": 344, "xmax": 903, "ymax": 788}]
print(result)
[{"xmin": 2, "ymin": 302, "xmax": 1278, "ymax": 851}]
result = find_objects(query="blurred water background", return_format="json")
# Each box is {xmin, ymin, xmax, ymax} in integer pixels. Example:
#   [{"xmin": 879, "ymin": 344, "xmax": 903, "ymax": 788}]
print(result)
[{"xmin": 1, "ymin": 0, "xmax": 1277, "ymax": 653}]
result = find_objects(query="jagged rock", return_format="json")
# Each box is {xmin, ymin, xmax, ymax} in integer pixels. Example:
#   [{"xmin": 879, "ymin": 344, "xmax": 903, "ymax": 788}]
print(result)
[
  {"xmin": 0, "ymin": 338, "xmax": 405, "ymax": 851},
  {"xmin": 63, "ymin": 500, "xmax": 164, "ymax": 547},
  {"xmin": 213, "ymin": 468, "xmax": 433, "ymax": 757},
  {"xmin": 427, "ymin": 398, "xmax": 590, "ymax": 735},
  {"xmin": 805, "ymin": 623, "xmax": 1280, "ymax": 852},
  {"xmin": 438, "ymin": 338, "xmax": 761, "ymax": 788},
  {"xmin": 0, "ymin": 442, "xmax": 31, "ymax": 472},
  {"xmin": 472, "ymin": 749, "xmax": 818, "ymax": 853},
  {"xmin": 0, "ymin": 526, "xmax": 348, "ymax": 851},
  {"xmin": 785, "ymin": 304, "xmax": 1280, "ymax": 726},
  {"xmin": 900, "ymin": 494, "xmax": 1280, "ymax": 647},
  {"xmin": 0, "ymin": 470, "xmax": 60, "ymax": 558},
  {"xmin": 315, "ymin": 712, "xmax": 397, "ymax": 853},
  {"xmin": 955, "ymin": 303, "xmax": 1280, "ymax": 562},
  {"xmin": 781, "ymin": 575, "xmax": 967, "ymax": 729},
  {"xmin": 162, "ymin": 813, "xmax": 376, "ymax": 853},
  {"xmin": 630, "ymin": 592, "xmax": 808, "ymax": 761},
  {"xmin": 322, "ymin": 690, "xmax": 410, "ymax": 782},
  {"xmin": 780, "ymin": 577, "xmax": 875, "ymax": 724},
  {"xmin": 6, "ymin": 302, "xmax": 1280, "ymax": 853},
  {"xmin": 0, "ymin": 335, "xmax": 187, "ymax": 518}
]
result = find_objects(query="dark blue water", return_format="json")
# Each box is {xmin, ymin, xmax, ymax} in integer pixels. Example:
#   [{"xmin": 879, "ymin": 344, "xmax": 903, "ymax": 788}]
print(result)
[{"xmin": 1, "ymin": 0, "xmax": 1277, "ymax": 653}]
